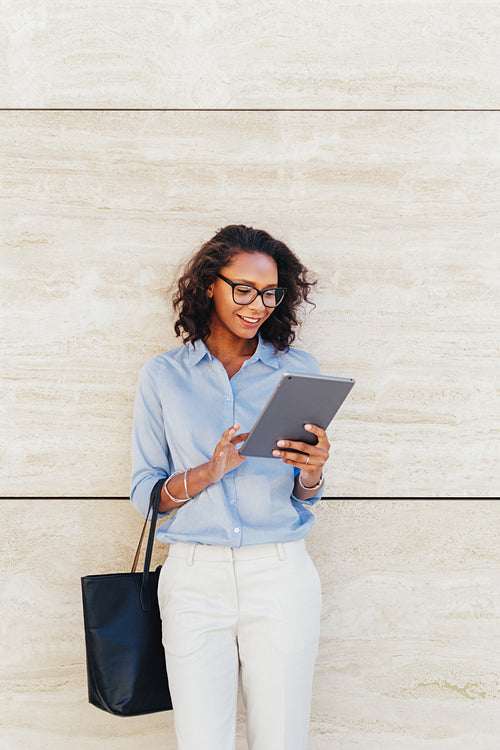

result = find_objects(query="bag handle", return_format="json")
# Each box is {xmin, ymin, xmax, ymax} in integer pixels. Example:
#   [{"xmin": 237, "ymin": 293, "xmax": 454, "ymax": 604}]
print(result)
[{"xmin": 130, "ymin": 477, "xmax": 165, "ymax": 611}]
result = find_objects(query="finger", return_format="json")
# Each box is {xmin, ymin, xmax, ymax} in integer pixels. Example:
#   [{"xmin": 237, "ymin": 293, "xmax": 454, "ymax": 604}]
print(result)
[
  {"xmin": 275, "ymin": 439, "xmax": 310, "ymax": 454},
  {"xmin": 230, "ymin": 432, "xmax": 249, "ymax": 445},
  {"xmin": 218, "ymin": 424, "xmax": 241, "ymax": 449},
  {"xmin": 278, "ymin": 455, "xmax": 322, "ymax": 469},
  {"xmin": 304, "ymin": 423, "xmax": 330, "ymax": 446},
  {"xmin": 223, "ymin": 423, "xmax": 240, "ymax": 439},
  {"xmin": 272, "ymin": 448, "xmax": 327, "ymax": 465},
  {"xmin": 276, "ymin": 438, "xmax": 328, "ymax": 456}
]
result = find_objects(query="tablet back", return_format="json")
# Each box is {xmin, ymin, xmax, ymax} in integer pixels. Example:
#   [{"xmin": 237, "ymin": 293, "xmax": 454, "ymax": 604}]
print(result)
[{"xmin": 239, "ymin": 373, "xmax": 355, "ymax": 459}]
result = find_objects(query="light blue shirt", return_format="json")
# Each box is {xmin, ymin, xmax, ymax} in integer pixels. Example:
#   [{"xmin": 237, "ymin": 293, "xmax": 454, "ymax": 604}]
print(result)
[{"xmin": 130, "ymin": 333, "xmax": 325, "ymax": 546}]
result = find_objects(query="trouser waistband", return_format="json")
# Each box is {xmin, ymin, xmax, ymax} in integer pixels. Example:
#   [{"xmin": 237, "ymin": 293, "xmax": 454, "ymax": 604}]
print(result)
[{"xmin": 167, "ymin": 538, "xmax": 306, "ymax": 564}]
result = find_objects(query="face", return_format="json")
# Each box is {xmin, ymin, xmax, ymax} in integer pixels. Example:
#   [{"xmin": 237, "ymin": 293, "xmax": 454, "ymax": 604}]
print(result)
[{"xmin": 207, "ymin": 251, "xmax": 279, "ymax": 342}]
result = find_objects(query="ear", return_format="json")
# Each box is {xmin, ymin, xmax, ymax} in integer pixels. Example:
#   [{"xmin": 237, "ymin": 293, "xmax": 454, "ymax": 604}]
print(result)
[{"xmin": 207, "ymin": 284, "xmax": 214, "ymax": 298}]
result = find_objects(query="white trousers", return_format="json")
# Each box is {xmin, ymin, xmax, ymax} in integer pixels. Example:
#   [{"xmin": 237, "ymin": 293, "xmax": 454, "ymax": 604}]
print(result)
[{"xmin": 157, "ymin": 538, "xmax": 322, "ymax": 750}]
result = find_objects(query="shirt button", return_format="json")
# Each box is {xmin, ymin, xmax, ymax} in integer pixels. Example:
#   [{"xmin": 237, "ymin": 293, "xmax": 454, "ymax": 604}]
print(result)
[
  {"xmin": 234, "ymin": 527, "xmax": 240, "ymax": 534},
  {"xmin": 229, "ymin": 499, "xmax": 235, "ymax": 505}
]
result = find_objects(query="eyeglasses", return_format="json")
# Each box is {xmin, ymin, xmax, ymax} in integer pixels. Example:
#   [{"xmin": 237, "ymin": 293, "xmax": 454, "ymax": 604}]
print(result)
[{"xmin": 217, "ymin": 274, "xmax": 286, "ymax": 308}]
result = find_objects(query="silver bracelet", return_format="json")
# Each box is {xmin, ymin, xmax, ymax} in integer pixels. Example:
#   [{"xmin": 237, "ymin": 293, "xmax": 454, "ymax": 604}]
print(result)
[
  {"xmin": 164, "ymin": 470, "xmax": 193, "ymax": 503},
  {"xmin": 298, "ymin": 470, "xmax": 325, "ymax": 492},
  {"xmin": 183, "ymin": 468, "xmax": 193, "ymax": 500}
]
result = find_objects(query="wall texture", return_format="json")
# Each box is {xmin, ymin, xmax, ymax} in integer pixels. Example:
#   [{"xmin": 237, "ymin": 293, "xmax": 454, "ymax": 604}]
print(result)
[
  {"xmin": 2, "ymin": 500, "xmax": 500, "ymax": 750},
  {"xmin": 1, "ymin": 1, "xmax": 499, "ymax": 108},
  {"xmin": 2, "ymin": 110, "xmax": 498, "ymax": 498},
  {"xmin": 1, "ymin": 1, "xmax": 499, "ymax": 749}
]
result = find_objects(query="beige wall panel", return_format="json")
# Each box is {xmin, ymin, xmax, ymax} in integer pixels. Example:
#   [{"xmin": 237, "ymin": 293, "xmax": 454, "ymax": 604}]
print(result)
[
  {"xmin": 1, "ymin": 2, "xmax": 499, "ymax": 108},
  {"xmin": 2, "ymin": 499, "xmax": 500, "ymax": 748},
  {"xmin": 1, "ymin": 111, "xmax": 499, "ymax": 497}
]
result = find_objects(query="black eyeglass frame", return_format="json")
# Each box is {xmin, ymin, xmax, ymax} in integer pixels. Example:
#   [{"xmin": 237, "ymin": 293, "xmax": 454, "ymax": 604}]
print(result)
[{"xmin": 216, "ymin": 274, "xmax": 287, "ymax": 308}]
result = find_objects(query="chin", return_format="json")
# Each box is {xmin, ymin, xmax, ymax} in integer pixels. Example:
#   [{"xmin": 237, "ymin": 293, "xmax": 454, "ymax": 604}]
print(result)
[{"xmin": 238, "ymin": 328, "xmax": 259, "ymax": 338}]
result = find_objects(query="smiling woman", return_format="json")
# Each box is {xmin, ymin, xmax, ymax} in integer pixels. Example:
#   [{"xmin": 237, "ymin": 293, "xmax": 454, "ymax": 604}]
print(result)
[
  {"xmin": 172, "ymin": 224, "xmax": 317, "ymax": 351},
  {"xmin": 130, "ymin": 224, "xmax": 330, "ymax": 750},
  {"xmin": 207, "ymin": 253, "xmax": 280, "ymax": 354}
]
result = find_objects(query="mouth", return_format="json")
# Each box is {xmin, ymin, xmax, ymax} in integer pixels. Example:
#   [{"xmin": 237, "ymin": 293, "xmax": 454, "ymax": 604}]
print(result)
[{"xmin": 237, "ymin": 314, "xmax": 263, "ymax": 327}]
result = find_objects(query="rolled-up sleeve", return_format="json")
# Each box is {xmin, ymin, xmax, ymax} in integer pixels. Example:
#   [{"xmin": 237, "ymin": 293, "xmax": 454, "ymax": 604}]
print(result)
[
  {"xmin": 291, "ymin": 465, "xmax": 326, "ymax": 505},
  {"xmin": 130, "ymin": 359, "xmax": 172, "ymax": 519}
]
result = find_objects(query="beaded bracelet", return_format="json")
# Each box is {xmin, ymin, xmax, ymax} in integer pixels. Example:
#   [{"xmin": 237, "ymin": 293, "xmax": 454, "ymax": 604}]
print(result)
[{"xmin": 164, "ymin": 469, "xmax": 193, "ymax": 503}]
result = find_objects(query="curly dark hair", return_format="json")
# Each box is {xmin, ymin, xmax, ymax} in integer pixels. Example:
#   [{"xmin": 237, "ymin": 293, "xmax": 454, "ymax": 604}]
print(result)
[{"xmin": 172, "ymin": 224, "xmax": 317, "ymax": 352}]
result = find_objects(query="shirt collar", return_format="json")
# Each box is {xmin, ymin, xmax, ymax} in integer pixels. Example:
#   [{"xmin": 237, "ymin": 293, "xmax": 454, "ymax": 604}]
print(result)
[
  {"xmin": 185, "ymin": 332, "xmax": 280, "ymax": 370},
  {"xmin": 251, "ymin": 332, "xmax": 280, "ymax": 369},
  {"xmin": 185, "ymin": 337, "xmax": 213, "ymax": 367}
]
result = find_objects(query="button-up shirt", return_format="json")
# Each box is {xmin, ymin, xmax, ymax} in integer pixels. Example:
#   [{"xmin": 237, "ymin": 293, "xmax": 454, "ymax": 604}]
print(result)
[{"xmin": 130, "ymin": 333, "xmax": 325, "ymax": 546}]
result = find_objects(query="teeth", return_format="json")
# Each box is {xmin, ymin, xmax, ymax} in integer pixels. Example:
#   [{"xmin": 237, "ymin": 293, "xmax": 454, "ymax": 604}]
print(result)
[{"xmin": 240, "ymin": 316, "xmax": 259, "ymax": 323}]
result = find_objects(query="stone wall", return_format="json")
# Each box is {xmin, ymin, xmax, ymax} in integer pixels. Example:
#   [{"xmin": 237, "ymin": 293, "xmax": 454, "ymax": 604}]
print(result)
[{"xmin": 1, "ymin": 3, "xmax": 499, "ymax": 748}]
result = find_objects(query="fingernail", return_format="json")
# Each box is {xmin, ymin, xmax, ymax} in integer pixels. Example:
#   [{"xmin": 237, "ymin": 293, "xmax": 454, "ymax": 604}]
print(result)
[
  {"xmin": 272, "ymin": 450, "xmax": 280, "ymax": 456},
  {"xmin": 305, "ymin": 424, "xmax": 312, "ymax": 430},
  {"xmin": 277, "ymin": 440, "xmax": 285, "ymax": 447}
]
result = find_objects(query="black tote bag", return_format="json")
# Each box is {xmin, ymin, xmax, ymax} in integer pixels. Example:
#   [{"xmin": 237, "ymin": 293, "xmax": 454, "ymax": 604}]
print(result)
[{"xmin": 81, "ymin": 478, "xmax": 173, "ymax": 716}]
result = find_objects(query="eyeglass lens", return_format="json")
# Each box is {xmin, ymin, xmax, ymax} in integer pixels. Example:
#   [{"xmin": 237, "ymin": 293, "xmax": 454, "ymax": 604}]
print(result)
[{"xmin": 233, "ymin": 285, "xmax": 285, "ymax": 307}]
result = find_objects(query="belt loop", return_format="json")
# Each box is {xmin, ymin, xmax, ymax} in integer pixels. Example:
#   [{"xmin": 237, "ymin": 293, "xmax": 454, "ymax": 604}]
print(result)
[
  {"xmin": 186, "ymin": 544, "xmax": 195, "ymax": 566},
  {"xmin": 276, "ymin": 542, "xmax": 286, "ymax": 561}
]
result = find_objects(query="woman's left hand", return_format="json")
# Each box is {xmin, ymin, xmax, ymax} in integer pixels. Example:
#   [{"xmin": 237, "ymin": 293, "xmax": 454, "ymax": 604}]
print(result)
[{"xmin": 272, "ymin": 423, "xmax": 330, "ymax": 484}]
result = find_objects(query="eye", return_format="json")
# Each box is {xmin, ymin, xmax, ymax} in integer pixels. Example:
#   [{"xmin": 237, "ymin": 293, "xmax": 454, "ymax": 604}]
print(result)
[
  {"xmin": 262, "ymin": 289, "xmax": 277, "ymax": 302},
  {"xmin": 234, "ymin": 285, "xmax": 253, "ymax": 295}
]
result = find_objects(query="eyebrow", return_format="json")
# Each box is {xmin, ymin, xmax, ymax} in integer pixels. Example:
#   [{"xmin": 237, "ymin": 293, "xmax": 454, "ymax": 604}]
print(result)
[{"xmin": 232, "ymin": 278, "xmax": 279, "ymax": 289}]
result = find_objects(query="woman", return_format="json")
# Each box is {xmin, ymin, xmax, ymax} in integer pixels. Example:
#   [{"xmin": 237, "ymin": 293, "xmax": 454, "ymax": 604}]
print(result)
[{"xmin": 130, "ymin": 224, "xmax": 330, "ymax": 750}]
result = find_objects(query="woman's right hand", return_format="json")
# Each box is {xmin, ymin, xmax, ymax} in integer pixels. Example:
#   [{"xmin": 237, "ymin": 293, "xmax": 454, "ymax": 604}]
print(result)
[
  {"xmin": 205, "ymin": 423, "xmax": 249, "ymax": 484},
  {"xmin": 159, "ymin": 423, "xmax": 249, "ymax": 511}
]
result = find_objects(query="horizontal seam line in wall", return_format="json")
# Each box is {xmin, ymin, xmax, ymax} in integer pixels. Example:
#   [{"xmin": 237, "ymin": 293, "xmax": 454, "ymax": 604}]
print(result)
[
  {"xmin": 0, "ymin": 108, "xmax": 499, "ymax": 113},
  {"xmin": 0, "ymin": 497, "xmax": 487, "ymax": 501}
]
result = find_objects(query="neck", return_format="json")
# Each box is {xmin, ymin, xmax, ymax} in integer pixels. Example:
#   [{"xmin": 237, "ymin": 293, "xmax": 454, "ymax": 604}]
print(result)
[{"xmin": 204, "ymin": 323, "xmax": 258, "ymax": 363}]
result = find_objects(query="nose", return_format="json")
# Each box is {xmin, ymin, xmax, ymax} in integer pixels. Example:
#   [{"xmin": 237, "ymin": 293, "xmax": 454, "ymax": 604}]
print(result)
[{"xmin": 247, "ymin": 294, "xmax": 267, "ymax": 314}]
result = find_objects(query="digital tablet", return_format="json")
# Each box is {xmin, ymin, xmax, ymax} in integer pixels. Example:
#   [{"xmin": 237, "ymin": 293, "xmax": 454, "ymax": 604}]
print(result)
[{"xmin": 239, "ymin": 372, "xmax": 355, "ymax": 459}]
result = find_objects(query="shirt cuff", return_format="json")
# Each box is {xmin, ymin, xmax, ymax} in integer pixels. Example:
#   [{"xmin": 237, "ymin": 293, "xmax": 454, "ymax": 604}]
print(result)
[
  {"xmin": 131, "ymin": 472, "xmax": 173, "ymax": 519},
  {"xmin": 290, "ymin": 467, "xmax": 325, "ymax": 505}
]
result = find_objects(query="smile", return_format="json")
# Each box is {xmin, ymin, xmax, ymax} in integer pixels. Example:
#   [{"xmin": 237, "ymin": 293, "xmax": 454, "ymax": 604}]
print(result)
[{"xmin": 238, "ymin": 315, "xmax": 262, "ymax": 325}]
